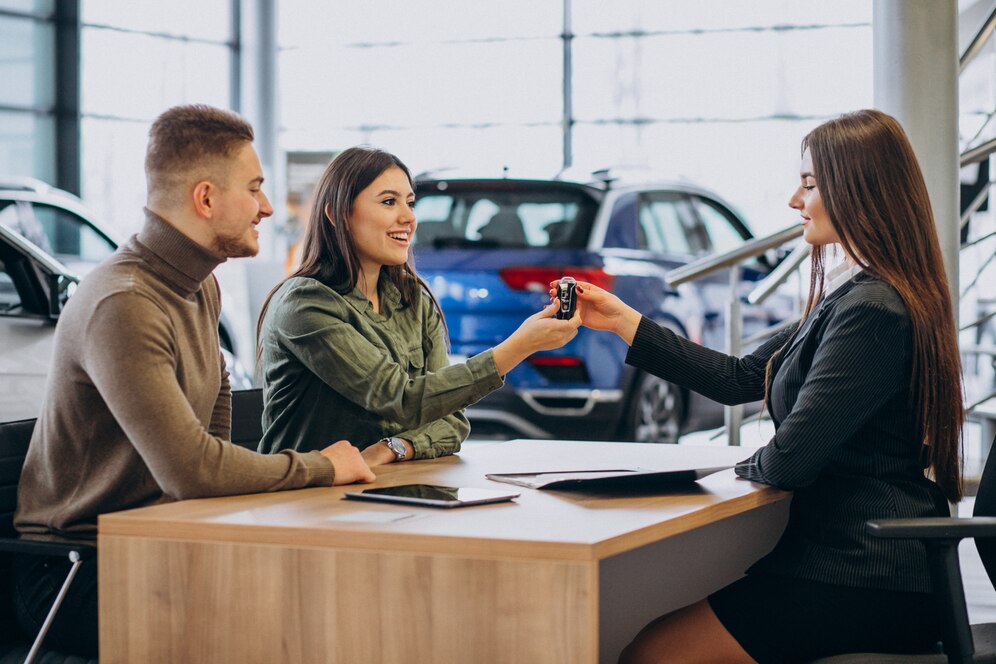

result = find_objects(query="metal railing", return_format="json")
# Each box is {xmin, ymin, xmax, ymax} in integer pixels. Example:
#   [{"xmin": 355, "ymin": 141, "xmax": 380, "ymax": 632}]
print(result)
[
  {"xmin": 661, "ymin": 9, "xmax": 996, "ymax": 447},
  {"xmin": 958, "ymin": 7, "xmax": 996, "ymax": 441},
  {"xmin": 961, "ymin": 4, "xmax": 996, "ymax": 74},
  {"xmin": 665, "ymin": 224, "xmax": 806, "ymax": 445},
  {"xmin": 960, "ymin": 235, "xmax": 996, "ymax": 416},
  {"xmin": 666, "ymin": 226, "xmax": 803, "ymax": 287},
  {"xmin": 666, "ymin": 172, "xmax": 995, "ymax": 446}
]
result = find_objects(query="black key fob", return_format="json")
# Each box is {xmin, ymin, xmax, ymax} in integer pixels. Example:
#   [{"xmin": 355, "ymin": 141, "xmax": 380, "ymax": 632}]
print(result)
[{"xmin": 556, "ymin": 277, "xmax": 577, "ymax": 320}]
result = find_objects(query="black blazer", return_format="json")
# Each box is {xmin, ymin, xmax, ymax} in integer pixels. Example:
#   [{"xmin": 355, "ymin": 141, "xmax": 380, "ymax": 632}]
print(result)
[{"xmin": 626, "ymin": 273, "xmax": 949, "ymax": 593}]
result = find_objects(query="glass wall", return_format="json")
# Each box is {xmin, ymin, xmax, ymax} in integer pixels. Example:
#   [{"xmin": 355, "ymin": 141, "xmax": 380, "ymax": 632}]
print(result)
[
  {"xmin": 279, "ymin": 0, "xmax": 566, "ymax": 179},
  {"xmin": 79, "ymin": 0, "xmax": 235, "ymax": 238},
  {"xmin": 279, "ymin": 0, "xmax": 873, "ymax": 236},
  {"xmin": 0, "ymin": 3, "xmax": 56, "ymax": 183},
  {"xmin": 570, "ymin": 4, "xmax": 871, "ymax": 229}
]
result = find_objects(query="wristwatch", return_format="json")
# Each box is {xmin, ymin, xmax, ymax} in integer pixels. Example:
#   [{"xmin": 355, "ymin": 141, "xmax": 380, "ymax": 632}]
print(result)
[{"xmin": 382, "ymin": 436, "xmax": 408, "ymax": 461}]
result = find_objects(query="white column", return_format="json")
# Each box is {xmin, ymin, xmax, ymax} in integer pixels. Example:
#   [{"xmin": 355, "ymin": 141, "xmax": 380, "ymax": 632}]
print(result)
[
  {"xmin": 227, "ymin": 0, "xmax": 284, "ymax": 366},
  {"xmin": 873, "ymin": 0, "xmax": 960, "ymax": 307}
]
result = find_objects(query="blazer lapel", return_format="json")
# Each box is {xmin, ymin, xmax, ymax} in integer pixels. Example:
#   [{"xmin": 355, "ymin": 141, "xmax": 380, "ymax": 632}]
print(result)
[{"xmin": 781, "ymin": 277, "xmax": 861, "ymax": 356}]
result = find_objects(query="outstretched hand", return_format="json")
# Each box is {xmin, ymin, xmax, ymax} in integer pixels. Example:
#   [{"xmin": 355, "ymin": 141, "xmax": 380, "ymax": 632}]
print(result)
[
  {"xmin": 549, "ymin": 280, "xmax": 641, "ymax": 344},
  {"xmin": 491, "ymin": 301, "xmax": 581, "ymax": 376},
  {"xmin": 518, "ymin": 300, "xmax": 582, "ymax": 352}
]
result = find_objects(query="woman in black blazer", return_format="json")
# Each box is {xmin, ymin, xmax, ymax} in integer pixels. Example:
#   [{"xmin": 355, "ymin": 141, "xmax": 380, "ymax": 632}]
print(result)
[{"xmin": 576, "ymin": 110, "xmax": 964, "ymax": 664}]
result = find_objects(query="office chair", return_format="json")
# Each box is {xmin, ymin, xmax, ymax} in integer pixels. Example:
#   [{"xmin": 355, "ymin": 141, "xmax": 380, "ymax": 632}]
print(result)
[
  {"xmin": 231, "ymin": 388, "xmax": 265, "ymax": 451},
  {"xmin": 814, "ymin": 434, "xmax": 996, "ymax": 664},
  {"xmin": 0, "ymin": 418, "xmax": 96, "ymax": 664}
]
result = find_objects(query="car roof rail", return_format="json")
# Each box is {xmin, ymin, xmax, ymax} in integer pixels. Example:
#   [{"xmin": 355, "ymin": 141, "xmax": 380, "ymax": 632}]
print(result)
[
  {"xmin": 555, "ymin": 164, "xmax": 667, "ymax": 189},
  {"xmin": 552, "ymin": 165, "xmax": 607, "ymax": 188},
  {"xmin": 415, "ymin": 165, "xmax": 523, "ymax": 182},
  {"xmin": 590, "ymin": 168, "xmax": 617, "ymax": 187},
  {"xmin": 413, "ymin": 166, "xmax": 460, "ymax": 181}
]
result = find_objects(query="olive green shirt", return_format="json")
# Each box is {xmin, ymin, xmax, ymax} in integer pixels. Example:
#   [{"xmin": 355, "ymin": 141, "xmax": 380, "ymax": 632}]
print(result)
[{"xmin": 258, "ymin": 276, "xmax": 503, "ymax": 457}]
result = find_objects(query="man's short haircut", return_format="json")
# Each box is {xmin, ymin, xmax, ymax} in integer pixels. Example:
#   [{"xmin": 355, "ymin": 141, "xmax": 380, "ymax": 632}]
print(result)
[{"xmin": 145, "ymin": 104, "xmax": 254, "ymax": 205}]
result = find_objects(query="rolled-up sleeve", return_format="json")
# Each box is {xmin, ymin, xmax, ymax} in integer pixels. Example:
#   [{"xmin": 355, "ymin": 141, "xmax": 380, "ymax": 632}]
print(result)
[{"xmin": 395, "ymin": 299, "xmax": 472, "ymax": 459}]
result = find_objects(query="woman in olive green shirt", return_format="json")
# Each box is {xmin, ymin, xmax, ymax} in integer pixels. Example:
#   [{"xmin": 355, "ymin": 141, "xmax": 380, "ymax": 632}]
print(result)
[{"xmin": 256, "ymin": 147, "xmax": 579, "ymax": 465}]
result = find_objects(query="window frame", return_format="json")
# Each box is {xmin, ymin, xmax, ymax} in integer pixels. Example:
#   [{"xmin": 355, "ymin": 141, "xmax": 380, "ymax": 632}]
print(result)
[{"xmin": 635, "ymin": 190, "xmax": 702, "ymax": 257}]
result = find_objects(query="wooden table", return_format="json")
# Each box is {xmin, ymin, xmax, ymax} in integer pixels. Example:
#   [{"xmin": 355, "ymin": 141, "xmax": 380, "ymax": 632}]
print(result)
[{"xmin": 98, "ymin": 440, "xmax": 791, "ymax": 663}]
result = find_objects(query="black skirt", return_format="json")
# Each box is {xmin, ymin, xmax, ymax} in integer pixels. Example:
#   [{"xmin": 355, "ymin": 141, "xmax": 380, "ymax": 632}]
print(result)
[{"xmin": 708, "ymin": 573, "xmax": 942, "ymax": 663}]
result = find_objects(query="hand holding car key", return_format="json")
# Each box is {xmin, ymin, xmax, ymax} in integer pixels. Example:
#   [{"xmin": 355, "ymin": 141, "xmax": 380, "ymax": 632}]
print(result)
[{"xmin": 556, "ymin": 276, "xmax": 578, "ymax": 320}]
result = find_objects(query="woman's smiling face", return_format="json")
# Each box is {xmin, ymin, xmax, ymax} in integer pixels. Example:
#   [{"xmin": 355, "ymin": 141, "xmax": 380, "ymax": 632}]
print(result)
[
  {"xmin": 348, "ymin": 166, "xmax": 417, "ymax": 273},
  {"xmin": 789, "ymin": 148, "xmax": 840, "ymax": 247}
]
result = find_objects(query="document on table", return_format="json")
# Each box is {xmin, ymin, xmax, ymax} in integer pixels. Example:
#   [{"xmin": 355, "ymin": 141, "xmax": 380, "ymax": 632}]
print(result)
[{"xmin": 485, "ymin": 466, "xmax": 732, "ymax": 490}]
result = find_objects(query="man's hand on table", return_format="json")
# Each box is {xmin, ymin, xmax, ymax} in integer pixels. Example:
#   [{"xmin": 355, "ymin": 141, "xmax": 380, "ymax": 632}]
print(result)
[{"xmin": 320, "ymin": 440, "xmax": 376, "ymax": 485}]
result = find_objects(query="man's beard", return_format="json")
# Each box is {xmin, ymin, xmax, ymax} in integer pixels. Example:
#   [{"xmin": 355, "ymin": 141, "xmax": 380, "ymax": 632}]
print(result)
[{"xmin": 213, "ymin": 232, "xmax": 258, "ymax": 258}]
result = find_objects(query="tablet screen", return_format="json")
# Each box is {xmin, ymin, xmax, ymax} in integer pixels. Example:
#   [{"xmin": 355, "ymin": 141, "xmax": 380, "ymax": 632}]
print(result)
[{"xmin": 343, "ymin": 484, "xmax": 519, "ymax": 508}]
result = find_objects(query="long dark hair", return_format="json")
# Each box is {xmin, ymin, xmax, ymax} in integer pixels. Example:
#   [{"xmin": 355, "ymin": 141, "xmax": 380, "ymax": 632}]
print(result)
[
  {"xmin": 768, "ymin": 109, "xmax": 963, "ymax": 501},
  {"xmin": 256, "ymin": 147, "xmax": 446, "ymax": 357}
]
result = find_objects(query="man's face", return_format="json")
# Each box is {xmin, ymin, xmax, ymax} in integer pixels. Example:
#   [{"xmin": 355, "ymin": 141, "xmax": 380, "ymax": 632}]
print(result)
[{"xmin": 210, "ymin": 143, "xmax": 272, "ymax": 258}]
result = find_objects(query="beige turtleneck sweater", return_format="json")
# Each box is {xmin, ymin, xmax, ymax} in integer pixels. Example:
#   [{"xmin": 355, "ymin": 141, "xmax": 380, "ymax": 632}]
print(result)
[{"xmin": 15, "ymin": 209, "xmax": 334, "ymax": 539}]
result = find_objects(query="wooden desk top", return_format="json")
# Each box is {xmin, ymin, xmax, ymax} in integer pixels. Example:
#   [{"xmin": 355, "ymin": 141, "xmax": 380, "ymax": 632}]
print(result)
[{"xmin": 98, "ymin": 440, "xmax": 789, "ymax": 562}]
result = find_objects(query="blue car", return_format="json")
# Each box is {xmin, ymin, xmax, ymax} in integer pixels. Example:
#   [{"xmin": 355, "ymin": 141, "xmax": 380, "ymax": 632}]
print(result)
[{"xmin": 412, "ymin": 173, "xmax": 790, "ymax": 442}]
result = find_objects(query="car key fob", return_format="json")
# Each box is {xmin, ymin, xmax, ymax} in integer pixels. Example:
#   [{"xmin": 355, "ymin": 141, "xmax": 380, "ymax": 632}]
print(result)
[{"xmin": 556, "ymin": 277, "xmax": 577, "ymax": 320}]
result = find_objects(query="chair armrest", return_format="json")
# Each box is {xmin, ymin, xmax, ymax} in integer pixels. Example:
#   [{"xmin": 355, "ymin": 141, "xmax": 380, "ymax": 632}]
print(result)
[
  {"xmin": 868, "ymin": 517, "xmax": 992, "ymax": 661},
  {"xmin": 0, "ymin": 535, "xmax": 96, "ymax": 559},
  {"xmin": 867, "ymin": 516, "xmax": 996, "ymax": 540}
]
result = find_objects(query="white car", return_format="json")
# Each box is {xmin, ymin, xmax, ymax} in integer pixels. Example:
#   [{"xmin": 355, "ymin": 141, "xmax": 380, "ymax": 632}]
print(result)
[{"xmin": 0, "ymin": 178, "xmax": 252, "ymax": 422}]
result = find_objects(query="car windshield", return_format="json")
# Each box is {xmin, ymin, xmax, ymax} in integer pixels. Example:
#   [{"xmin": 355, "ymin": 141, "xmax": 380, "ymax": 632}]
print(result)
[
  {"xmin": 412, "ymin": 184, "xmax": 599, "ymax": 249},
  {"xmin": 0, "ymin": 201, "xmax": 115, "ymax": 274}
]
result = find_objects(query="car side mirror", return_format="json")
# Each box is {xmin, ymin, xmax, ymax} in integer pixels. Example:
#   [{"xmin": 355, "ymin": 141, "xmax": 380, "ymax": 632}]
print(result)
[{"xmin": 45, "ymin": 272, "xmax": 78, "ymax": 320}]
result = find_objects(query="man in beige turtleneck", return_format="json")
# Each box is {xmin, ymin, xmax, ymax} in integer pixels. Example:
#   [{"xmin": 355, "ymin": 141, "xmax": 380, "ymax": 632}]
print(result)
[{"xmin": 11, "ymin": 104, "xmax": 375, "ymax": 657}]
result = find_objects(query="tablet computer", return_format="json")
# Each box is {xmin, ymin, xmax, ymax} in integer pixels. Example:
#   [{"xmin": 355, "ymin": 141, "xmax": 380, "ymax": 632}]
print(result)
[{"xmin": 343, "ymin": 484, "xmax": 520, "ymax": 508}]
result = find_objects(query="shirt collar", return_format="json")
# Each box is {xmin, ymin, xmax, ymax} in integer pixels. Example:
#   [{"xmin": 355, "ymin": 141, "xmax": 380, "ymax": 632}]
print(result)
[
  {"xmin": 344, "ymin": 271, "xmax": 404, "ymax": 317},
  {"xmin": 825, "ymin": 257, "xmax": 863, "ymax": 296}
]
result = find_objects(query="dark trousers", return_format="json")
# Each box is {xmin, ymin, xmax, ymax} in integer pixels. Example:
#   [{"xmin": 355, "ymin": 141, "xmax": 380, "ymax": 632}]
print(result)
[{"xmin": 10, "ymin": 552, "xmax": 98, "ymax": 657}]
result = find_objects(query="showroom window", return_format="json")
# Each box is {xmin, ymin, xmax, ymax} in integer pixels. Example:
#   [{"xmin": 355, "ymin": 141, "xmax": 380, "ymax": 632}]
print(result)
[
  {"xmin": 79, "ymin": 0, "xmax": 236, "ymax": 238},
  {"xmin": 278, "ymin": 0, "xmax": 566, "ymax": 180},
  {"xmin": 279, "ymin": 1, "xmax": 873, "ymax": 237},
  {"xmin": 0, "ymin": 1, "xmax": 57, "ymax": 184},
  {"xmin": 570, "ymin": 1, "xmax": 872, "ymax": 234}
]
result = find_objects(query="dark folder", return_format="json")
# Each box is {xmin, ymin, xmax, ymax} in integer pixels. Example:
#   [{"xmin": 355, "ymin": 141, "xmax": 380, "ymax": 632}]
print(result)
[{"xmin": 485, "ymin": 465, "xmax": 732, "ymax": 491}]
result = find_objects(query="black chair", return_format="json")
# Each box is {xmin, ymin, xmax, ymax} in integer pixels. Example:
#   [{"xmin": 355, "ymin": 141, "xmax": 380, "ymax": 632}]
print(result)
[
  {"xmin": 814, "ymin": 434, "xmax": 996, "ymax": 664},
  {"xmin": 0, "ymin": 418, "xmax": 96, "ymax": 664},
  {"xmin": 231, "ymin": 388, "xmax": 264, "ymax": 451}
]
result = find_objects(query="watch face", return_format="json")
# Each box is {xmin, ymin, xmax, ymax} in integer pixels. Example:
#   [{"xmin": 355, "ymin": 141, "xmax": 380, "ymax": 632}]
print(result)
[{"xmin": 386, "ymin": 437, "xmax": 406, "ymax": 459}]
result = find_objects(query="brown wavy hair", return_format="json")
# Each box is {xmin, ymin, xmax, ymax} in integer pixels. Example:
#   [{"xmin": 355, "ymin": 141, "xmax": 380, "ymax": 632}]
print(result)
[
  {"xmin": 256, "ymin": 147, "xmax": 446, "ymax": 358},
  {"xmin": 770, "ymin": 109, "xmax": 963, "ymax": 501}
]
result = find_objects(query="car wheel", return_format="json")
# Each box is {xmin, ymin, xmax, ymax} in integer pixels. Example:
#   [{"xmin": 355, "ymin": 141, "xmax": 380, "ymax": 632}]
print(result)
[{"xmin": 623, "ymin": 371, "xmax": 685, "ymax": 443}]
